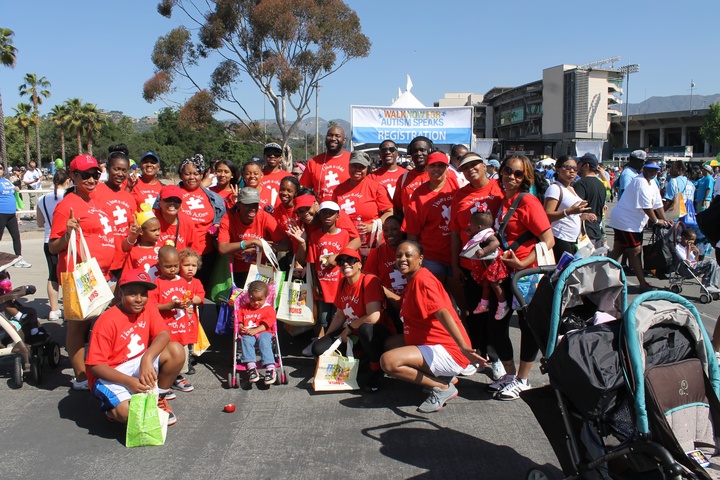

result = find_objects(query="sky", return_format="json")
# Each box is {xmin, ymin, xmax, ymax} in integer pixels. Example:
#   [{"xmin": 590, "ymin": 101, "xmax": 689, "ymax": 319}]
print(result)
[{"xmin": 2, "ymin": 0, "xmax": 719, "ymax": 125}]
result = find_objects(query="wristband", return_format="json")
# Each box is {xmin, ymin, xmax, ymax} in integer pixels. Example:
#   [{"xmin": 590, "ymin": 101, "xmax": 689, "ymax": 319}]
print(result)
[
  {"xmin": 240, "ymin": 240, "xmax": 246, "ymax": 250},
  {"xmin": 563, "ymin": 209, "xmax": 568, "ymax": 217}
]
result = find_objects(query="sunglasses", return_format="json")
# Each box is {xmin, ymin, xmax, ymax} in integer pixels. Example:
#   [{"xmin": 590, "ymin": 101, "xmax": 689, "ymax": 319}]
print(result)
[
  {"xmin": 265, "ymin": 152, "xmax": 282, "ymax": 158},
  {"xmin": 379, "ymin": 147, "xmax": 397, "ymax": 153},
  {"xmin": 161, "ymin": 197, "xmax": 182, "ymax": 204},
  {"xmin": 74, "ymin": 170, "xmax": 101, "ymax": 180},
  {"xmin": 337, "ymin": 257, "xmax": 360, "ymax": 266},
  {"xmin": 562, "ymin": 165, "xmax": 579, "ymax": 172},
  {"xmin": 502, "ymin": 166, "xmax": 525, "ymax": 179},
  {"xmin": 292, "ymin": 171, "xmax": 301, "ymax": 176}
]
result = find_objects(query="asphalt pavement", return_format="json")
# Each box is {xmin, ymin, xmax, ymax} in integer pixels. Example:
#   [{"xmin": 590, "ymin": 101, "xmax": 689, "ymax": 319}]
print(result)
[{"xmin": 1, "ymin": 211, "xmax": 718, "ymax": 480}]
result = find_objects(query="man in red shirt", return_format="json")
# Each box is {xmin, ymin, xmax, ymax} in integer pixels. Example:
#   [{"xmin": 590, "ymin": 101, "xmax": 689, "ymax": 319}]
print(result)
[
  {"xmin": 299, "ymin": 126, "xmax": 350, "ymax": 201},
  {"xmin": 86, "ymin": 269, "xmax": 184, "ymax": 425},
  {"xmin": 261, "ymin": 142, "xmax": 289, "ymax": 209},
  {"xmin": 392, "ymin": 136, "xmax": 433, "ymax": 221},
  {"xmin": 369, "ymin": 139, "xmax": 408, "ymax": 201}
]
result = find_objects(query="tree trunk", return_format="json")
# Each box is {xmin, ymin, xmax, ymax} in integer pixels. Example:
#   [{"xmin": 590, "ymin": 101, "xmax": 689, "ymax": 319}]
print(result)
[
  {"xmin": 76, "ymin": 128, "xmax": 82, "ymax": 155},
  {"xmin": 34, "ymin": 119, "xmax": 41, "ymax": 165},
  {"xmin": 24, "ymin": 128, "xmax": 30, "ymax": 165},
  {"xmin": 0, "ymin": 92, "xmax": 7, "ymax": 171},
  {"xmin": 60, "ymin": 127, "xmax": 66, "ymax": 163},
  {"xmin": 86, "ymin": 124, "xmax": 93, "ymax": 156}
]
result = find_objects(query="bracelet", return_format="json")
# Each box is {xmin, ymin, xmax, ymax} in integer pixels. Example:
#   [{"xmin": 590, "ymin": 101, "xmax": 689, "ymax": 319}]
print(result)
[
  {"xmin": 563, "ymin": 209, "xmax": 568, "ymax": 217},
  {"xmin": 240, "ymin": 240, "xmax": 246, "ymax": 250}
]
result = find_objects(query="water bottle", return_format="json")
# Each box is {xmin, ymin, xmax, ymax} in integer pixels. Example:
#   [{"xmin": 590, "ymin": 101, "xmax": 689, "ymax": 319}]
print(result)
[
  {"xmin": 356, "ymin": 216, "xmax": 368, "ymax": 246},
  {"xmin": 574, "ymin": 244, "xmax": 594, "ymax": 260}
]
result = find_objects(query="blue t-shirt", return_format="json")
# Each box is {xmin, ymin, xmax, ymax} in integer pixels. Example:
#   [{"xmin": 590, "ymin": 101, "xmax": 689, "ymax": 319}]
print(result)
[
  {"xmin": 616, "ymin": 166, "xmax": 638, "ymax": 200},
  {"xmin": 695, "ymin": 175, "xmax": 714, "ymax": 203},
  {"xmin": 0, "ymin": 178, "xmax": 17, "ymax": 214},
  {"xmin": 664, "ymin": 175, "xmax": 695, "ymax": 202}
]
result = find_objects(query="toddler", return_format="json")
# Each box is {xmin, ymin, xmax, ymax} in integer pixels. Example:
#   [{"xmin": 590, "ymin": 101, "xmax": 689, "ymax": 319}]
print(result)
[
  {"xmin": 463, "ymin": 211, "xmax": 510, "ymax": 320},
  {"xmin": 238, "ymin": 280, "xmax": 278, "ymax": 385},
  {"xmin": 123, "ymin": 204, "xmax": 162, "ymax": 278},
  {"xmin": 177, "ymin": 248, "xmax": 205, "ymax": 374}
]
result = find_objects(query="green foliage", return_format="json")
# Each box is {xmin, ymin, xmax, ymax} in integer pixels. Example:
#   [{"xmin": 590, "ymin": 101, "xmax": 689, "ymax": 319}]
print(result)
[{"xmin": 700, "ymin": 103, "xmax": 720, "ymax": 148}]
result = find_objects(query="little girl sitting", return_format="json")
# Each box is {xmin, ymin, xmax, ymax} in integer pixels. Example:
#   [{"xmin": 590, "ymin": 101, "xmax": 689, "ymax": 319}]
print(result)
[{"xmin": 462, "ymin": 211, "xmax": 510, "ymax": 320}]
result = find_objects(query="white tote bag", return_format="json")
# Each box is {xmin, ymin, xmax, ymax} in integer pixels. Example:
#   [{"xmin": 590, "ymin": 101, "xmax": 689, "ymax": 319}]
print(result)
[
  {"xmin": 243, "ymin": 239, "xmax": 285, "ymax": 308},
  {"xmin": 312, "ymin": 338, "xmax": 360, "ymax": 392},
  {"xmin": 276, "ymin": 256, "xmax": 315, "ymax": 326},
  {"xmin": 67, "ymin": 228, "xmax": 114, "ymax": 319},
  {"xmin": 535, "ymin": 241, "xmax": 556, "ymax": 266}
]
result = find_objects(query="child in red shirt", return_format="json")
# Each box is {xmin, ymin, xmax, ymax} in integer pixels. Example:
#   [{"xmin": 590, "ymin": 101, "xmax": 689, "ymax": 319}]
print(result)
[
  {"xmin": 237, "ymin": 281, "xmax": 278, "ymax": 385},
  {"xmin": 122, "ymin": 205, "xmax": 162, "ymax": 279},
  {"xmin": 86, "ymin": 269, "xmax": 184, "ymax": 425}
]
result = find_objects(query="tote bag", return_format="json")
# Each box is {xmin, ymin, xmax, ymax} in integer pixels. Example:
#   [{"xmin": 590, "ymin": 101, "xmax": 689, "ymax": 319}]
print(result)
[
  {"xmin": 125, "ymin": 391, "xmax": 169, "ymax": 448},
  {"xmin": 665, "ymin": 178, "xmax": 688, "ymax": 221},
  {"xmin": 313, "ymin": 338, "xmax": 360, "ymax": 392},
  {"xmin": 276, "ymin": 256, "xmax": 315, "ymax": 326},
  {"xmin": 243, "ymin": 239, "xmax": 285, "ymax": 308},
  {"xmin": 535, "ymin": 241, "xmax": 556, "ymax": 266},
  {"xmin": 61, "ymin": 228, "xmax": 113, "ymax": 320}
]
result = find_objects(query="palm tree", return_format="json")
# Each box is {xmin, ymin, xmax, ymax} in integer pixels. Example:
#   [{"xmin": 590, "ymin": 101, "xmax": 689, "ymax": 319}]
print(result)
[
  {"xmin": 80, "ymin": 103, "xmax": 105, "ymax": 156},
  {"xmin": 49, "ymin": 104, "xmax": 71, "ymax": 163},
  {"xmin": 12, "ymin": 103, "xmax": 35, "ymax": 165},
  {"xmin": 0, "ymin": 28, "xmax": 18, "ymax": 171},
  {"xmin": 19, "ymin": 73, "xmax": 51, "ymax": 167},
  {"xmin": 65, "ymin": 98, "xmax": 84, "ymax": 154}
]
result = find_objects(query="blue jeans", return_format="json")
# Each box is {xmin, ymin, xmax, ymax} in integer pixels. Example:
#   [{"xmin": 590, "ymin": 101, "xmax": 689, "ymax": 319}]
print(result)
[{"xmin": 240, "ymin": 332, "xmax": 275, "ymax": 366}]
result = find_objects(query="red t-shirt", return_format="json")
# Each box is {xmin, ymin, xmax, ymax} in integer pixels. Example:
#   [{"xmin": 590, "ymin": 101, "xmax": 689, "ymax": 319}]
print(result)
[
  {"xmin": 403, "ymin": 179, "xmax": 459, "ymax": 264},
  {"xmin": 303, "ymin": 211, "xmax": 360, "ymax": 242},
  {"xmin": 332, "ymin": 178, "xmax": 393, "ymax": 224},
  {"xmin": 299, "ymin": 151, "xmax": 350, "ymax": 201},
  {"xmin": 334, "ymin": 273, "xmax": 394, "ymax": 334},
  {"xmin": 94, "ymin": 183, "xmax": 138, "ymax": 271},
  {"xmin": 260, "ymin": 170, "xmax": 288, "ymax": 210},
  {"xmin": 401, "ymin": 267, "xmax": 471, "ymax": 368},
  {"xmin": 149, "ymin": 276, "xmax": 205, "ymax": 345},
  {"xmin": 237, "ymin": 303, "xmax": 277, "ymax": 333},
  {"xmin": 392, "ymin": 170, "xmax": 428, "ymax": 215},
  {"xmin": 209, "ymin": 185, "xmax": 235, "ymax": 211},
  {"xmin": 131, "ymin": 177, "xmax": 163, "ymax": 210},
  {"xmin": 364, "ymin": 243, "xmax": 407, "ymax": 296},
  {"xmin": 369, "ymin": 165, "xmax": 408, "ymax": 202},
  {"xmin": 497, "ymin": 192, "xmax": 551, "ymax": 270},
  {"xmin": 85, "ymin": 303, "xmax": 168, "ymax": 389},
  {"xmin": 123, "ymin": 245, "xmax": 160, "ymax": 280},
  {"xmin": 218, "ymin": 209, "xmax": 285, "ymax": 273},
  {"xmin": 180, "ymin": 188, "xmax": 215, "ymax": 254},
  {"xmin": 306, "ymin": 228, "xmax": 351, "ymax": 302},
  {"xmin": 50, "ymin": 193, "xmax": 116, "ymax": 280},
  {"xmin": 154, "ymin": 210, "xmax": 197, "ymax": 252},
  {"xmin": 450, "ymin": 180, "xmax": 505, "ymax": 270}
]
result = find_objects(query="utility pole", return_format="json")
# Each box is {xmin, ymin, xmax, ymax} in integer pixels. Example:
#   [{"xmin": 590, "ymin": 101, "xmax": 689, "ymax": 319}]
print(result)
[{"xmin": 619, "ymin": 64, "xmax": 640, "ymax": 148}]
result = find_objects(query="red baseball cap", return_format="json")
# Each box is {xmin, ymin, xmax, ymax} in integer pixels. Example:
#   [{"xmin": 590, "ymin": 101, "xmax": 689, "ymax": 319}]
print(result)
[
  {"xmin": 426, "ymin": 152, "xmax": 449, "ymax": 166},
  {"xmin": 69, "ymin": 154, "xmax": 100, "ymax": 172},
  {"xmin": 118, "ymin": 269, "xmax": 157, "ymax": 290},
  {"xmin": 294, "ymin": 194, "xmax": 317, "ymax": 210},
  {"xmin": 160, "ymin": 185, "xmax": 185, "ymax": 200},
  {"xmin": 336, "ymin": 247, "xmax": 361, "ymax": 262}
]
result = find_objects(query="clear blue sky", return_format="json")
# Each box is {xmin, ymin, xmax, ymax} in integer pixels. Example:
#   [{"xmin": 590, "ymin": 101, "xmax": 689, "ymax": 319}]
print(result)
[{"xmin": 2, "ymin": 0, "xmax": 718, "ymax": 123}]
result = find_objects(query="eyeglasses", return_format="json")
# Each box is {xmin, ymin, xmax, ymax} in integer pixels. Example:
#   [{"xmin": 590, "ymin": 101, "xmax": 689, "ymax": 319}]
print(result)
[
  {"xmin": 502, "ymin": 166, "xmax": 524, "ymax": 179},
  {"xmin": 379, "ymin": 147, "xmax": 397, "ymax": 153},
  {"xmin": 337, "ymin": 257, "xmax": 360, "ymax": 266},
  {"xmin": 74, "ymin": 170, "xmax": 101, "ymax": 180},
  {"xmin": 265, "ymin": 152, "xmax": 282, "ymax": 158},
  {"xmin": 562, "ymin": 165, "xmax": 579, "ymax": 172}
]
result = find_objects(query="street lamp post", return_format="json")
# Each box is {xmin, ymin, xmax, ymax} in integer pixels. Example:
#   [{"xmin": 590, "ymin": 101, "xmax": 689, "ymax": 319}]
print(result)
[{"xmin": 619, "ymin": 64, "xmax": 640, "ymax": 148}]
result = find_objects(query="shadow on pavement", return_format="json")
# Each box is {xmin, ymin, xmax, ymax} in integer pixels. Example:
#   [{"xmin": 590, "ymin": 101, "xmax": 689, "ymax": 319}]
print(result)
[{"xmin": 57, "ymin": 391, "xmax": 124, "ymax": 444}]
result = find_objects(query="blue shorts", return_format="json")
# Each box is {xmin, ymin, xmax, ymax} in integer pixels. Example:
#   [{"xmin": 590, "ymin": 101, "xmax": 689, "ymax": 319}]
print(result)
[{"xmin": 92, "ymin": 355, "xmax": 160, "ymax": 412}]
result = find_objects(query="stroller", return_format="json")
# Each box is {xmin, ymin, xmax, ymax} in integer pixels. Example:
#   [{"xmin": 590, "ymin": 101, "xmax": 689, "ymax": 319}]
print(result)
[
  {"xmin": 666, "ymin": 222, "xmax": 720, "ymax": 305},
  {"xmin": 513, "ymin": 257, "xmax": 713, "ymax": 479},
  {"xmin": 0, "ymin": 255, "xmax": 61, "ymax": 388}
]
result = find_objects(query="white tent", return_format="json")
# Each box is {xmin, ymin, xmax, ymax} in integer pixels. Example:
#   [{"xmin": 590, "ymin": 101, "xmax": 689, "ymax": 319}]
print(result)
[
  {"xmin": 538, "ymin": 158, "xmax": 556, "ymax": 167},
  {"xmin": 391, "ymin": 76, "xmax": 425, "ymax": 108}
]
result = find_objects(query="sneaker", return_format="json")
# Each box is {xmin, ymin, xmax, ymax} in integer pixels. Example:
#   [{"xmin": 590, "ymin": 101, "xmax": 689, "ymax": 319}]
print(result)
[
  {"xmin": 301, "ymin": 338, "xmax": 318, "ymax": 357},
  {"xmin": 157, "ymin": 394, "xmax": 177, "ymax": 426},
  {"xmin": 459, "ymin": 363, "xmax": 478, "ymax": 376},
  {"xmin": 495, "ymin": 304, "xmax": 511, "ymax": 320},
  {"xmin": 490, "ymin": 359, "xmax": 507, "ymax": 381},
  {"xmin": 487, "ymin": 373, "xmax": 515, "ymax": 392},
  {"xmin": 473, "ymin": 304, "xmax": 490, "ymax": 315},
  {"xmin": 162, "ymin": 389, "xmax": 177, "ymax": 401},
  {"xmin": 247, "ymin": 368, "xmax": 260, "ymax": 383},
  {"xmin": 13, "ymin": 258, "xmax": 31, "ymax": 268},
  {"xmin": 48, "ymin": 310, "xmax": 62, "ymax": 321},
  {"xmin": 365, "ymin": 369, "xmax": 384, "ymax": 393},
  {"xmin": 71, "ymin": 378, "xmax": 89, "ymax": 391},
  {"xmin": 423, "ymin": 376, "xmax": 457, "ymax": 393},
  {"xmin": 497, "ymin": 378, "xmax": 531, "ymax": 401},
  {"xmin": 263, "ymin": 369, "xmax": 277, "ymax": 385},
  {"xmin": 417, "ymin": 383, "xmax": 459, "ymax": 413},
  {"xmin": 172, "ymin": 376, "xmax": 194, "ymax": 392}
]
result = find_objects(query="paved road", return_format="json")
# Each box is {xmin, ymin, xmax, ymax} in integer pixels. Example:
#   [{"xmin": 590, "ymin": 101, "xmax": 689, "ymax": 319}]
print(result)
[{"xmin": 0, "ymin": 217, "xmax": 718, "ymax": 479}]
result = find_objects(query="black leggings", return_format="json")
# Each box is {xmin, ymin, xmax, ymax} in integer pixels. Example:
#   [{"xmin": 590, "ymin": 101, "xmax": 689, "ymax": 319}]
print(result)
[
  {"xmin": 487, "ymin": 309, "xmax": 539, "ymax": 364},
  {"xmin": 552, "ymin": 238, "xmax": 576, "ymax": 261},
  {"xmin": 461, "ymin": 266, "xmax": 490, "ymax": 356},
  {"xmin": 311, "ymin": 323, "xmax": 391, "ymax": 364},
  {"xmin": 0, "ymin": 213, "xmax": 21, "ymax": 256}
]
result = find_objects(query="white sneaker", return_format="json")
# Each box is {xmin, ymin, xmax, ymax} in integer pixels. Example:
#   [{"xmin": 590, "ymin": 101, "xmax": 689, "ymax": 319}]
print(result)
[
  {"xmin": 497, "ymin": 378, "xmax": 531, "ymax": 401},
  {"xmin": 487, "ymin": 373, "xmax": 515, "ymax": 392},
  {"xmin": 490, "ymin": 359, "xmax": 506, "ymax": 381},
  {"xmin": 71, "ymin": 378, "xmax": 89, "ymax": 391},
  {"xmin": 14, "ymin": 258, "xmax": 31, "ymax": 268},
  {"xmin": 495, "ymin": 304, "xmax": 511, "ymax": 320},
  {"xmin": 48, "ymin": 310, "xmax": 62, "ymax": 321},
  {"xmin": 459, "ymin": 363, "xmax": 478, "ymax": 376}
]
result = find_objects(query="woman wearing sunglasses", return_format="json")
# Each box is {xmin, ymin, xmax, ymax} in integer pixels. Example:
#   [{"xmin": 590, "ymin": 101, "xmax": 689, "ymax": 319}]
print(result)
[
  {"xmin": 49, "ymin": 154, "xmax": 117, "ymax": 391},
  {"xmin": 310, "ymin": 247, "xmax": 395, "ymax": 393},
  {"xmin": 543, "ymin": 155, "xmax": 592, "ymax": 259},
  {"xmin": 487, "ymin": 155, "xmax": 554, "ymax": 401}
]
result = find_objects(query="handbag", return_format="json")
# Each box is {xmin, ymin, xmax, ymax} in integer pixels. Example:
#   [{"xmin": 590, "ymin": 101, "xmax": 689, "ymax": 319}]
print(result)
[
  {"xmin": 208, "ymin": 253, "xmax": 233, "ymax": 303},
  {"xmin": 643, "ymin": 226, "xmax": 673, "ymax": 273},
  {"xmin": 125, "ymin": 390, "xmax": 169, "ymax": 448},
  {"xmin": 192, "ymin": 322, "xmax": 210, "ymax": 356},
  {"xmin": 276, "ymin": 256, "xmax": 315, "ymax": 326},
  {"xmin": 577, "ymin": 221, "xmax": 592, "ymax": 250},
  {"xmin": 312, "ymin": 338, "xmax": 360, "ymax": 392},
  {"xmin": 535, "ymin": 241, "xmax": 556, "ymax": 266},
  {"xmin": 243, "ymin": 239, "xmax": 286, "ymax": 309},
  {"xmin": 665, "ymin": 178, "xmax": 688, "ymax": 221},
  {"xmin": 61, "ymin": 228, "xmax": 113, "ymax": 320}
]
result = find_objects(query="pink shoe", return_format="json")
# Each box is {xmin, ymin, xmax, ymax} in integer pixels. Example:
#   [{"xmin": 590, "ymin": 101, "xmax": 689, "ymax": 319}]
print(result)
[{"xmin": 473, "ymin": 304, "xmax": 490, "ymax": 315}]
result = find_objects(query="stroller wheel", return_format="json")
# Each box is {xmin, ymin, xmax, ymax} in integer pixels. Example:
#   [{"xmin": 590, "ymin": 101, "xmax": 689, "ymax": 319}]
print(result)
[
  {"xmin": 227, "ymin": 372, "xmax": 234, "ymax": 388},
  {"xmin": 670, "ymin": 284, "xmax": 681, "ymax": 294},
  {"xmin": 713, "ymin": 293, "xmax": 720, "ymax": 301},
  {"xmin": 46, "ymin": 342, "xmax": 61, "ymax": 368},
  {"xmin": 525, "ymin": 466, "xmax": 555, "ymax": 480},
  {"xmin": 30, "ymin": 355, "xmax": 42, "ymax": 384},
  {"xmin": 280, "ymin": 369, "xmax": 288, "ymax": 385},
  {"xmin": 11, "ymin": 355, "xmax": 23, "ymax": 389},
  {"xmin": 235, "ymin": 372, "xmax": 242, "ymax": 389},
  {"xmin": 700, "ymin": 293, "xmax": 711, "ymax": 304}
]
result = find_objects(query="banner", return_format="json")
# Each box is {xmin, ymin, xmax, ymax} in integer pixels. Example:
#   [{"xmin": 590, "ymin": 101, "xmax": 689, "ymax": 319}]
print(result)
[
  {"xmin": 575, "ymin": 140, "xmax": 604, "ymax": 161},
  {"xmin": 351, "ymin": 106, "xmax": 473, "ymax": 145}
]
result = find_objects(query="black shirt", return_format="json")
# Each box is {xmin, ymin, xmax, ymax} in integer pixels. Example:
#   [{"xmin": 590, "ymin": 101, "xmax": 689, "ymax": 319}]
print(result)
[{"xmin": 574, "ymin": 175, "xmax": 607, "ymax": 241}]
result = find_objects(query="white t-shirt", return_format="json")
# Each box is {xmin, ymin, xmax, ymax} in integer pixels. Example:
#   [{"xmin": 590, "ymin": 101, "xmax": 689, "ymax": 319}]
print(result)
[
  {"xmin": 38, "ymin": 189, "xmax": 66, "ymax": 242},
  {"xmin": 607, "ymin": 175, "xmax": 663, "ymax": 232},
  {"xmin": 22, "ymin": 168, "xmax": 42, "ymax": 190},
  {"xmin": 545, "ymin": 182, "xmax": 582, "ymax": 242}
]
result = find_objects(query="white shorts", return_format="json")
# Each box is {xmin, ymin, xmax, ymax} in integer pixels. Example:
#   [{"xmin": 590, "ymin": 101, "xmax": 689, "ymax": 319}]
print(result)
[
  {"xmin": 417, "ymin": 344, "xmax": 464, "ymax": 377},
  {"xmin": 92, "ymin": 355, "xmax": 160, "ymax": 412}
]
